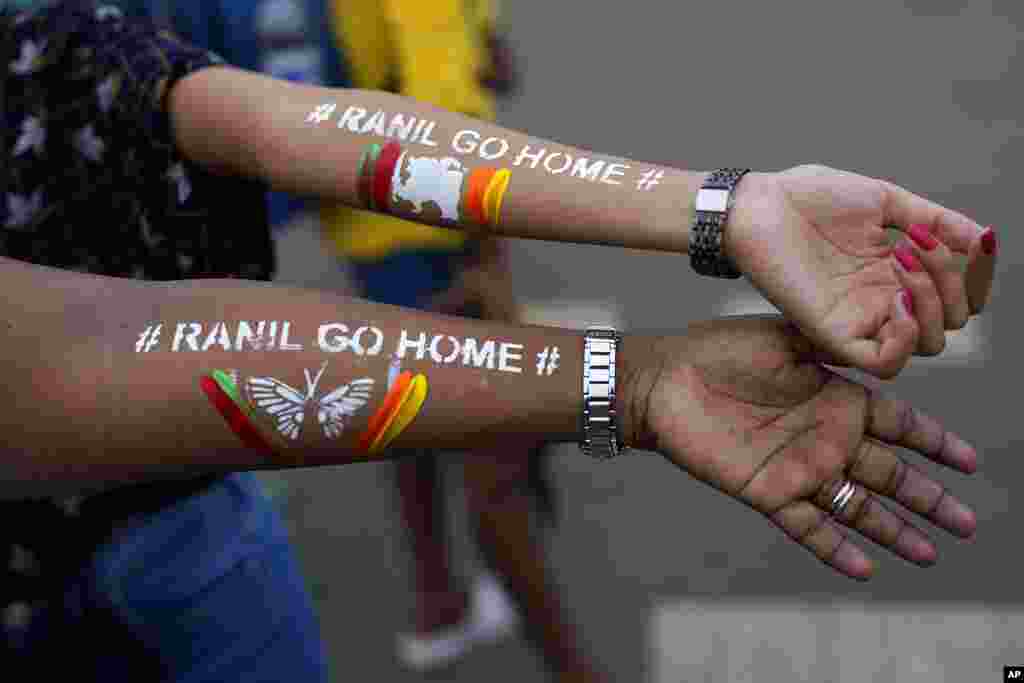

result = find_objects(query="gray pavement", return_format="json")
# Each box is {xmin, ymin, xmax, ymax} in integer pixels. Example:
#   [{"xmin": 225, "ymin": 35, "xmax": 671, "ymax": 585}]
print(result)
[{"xmin": 266, "ymin": 1, "xmax": 1024, "ymax": 680}]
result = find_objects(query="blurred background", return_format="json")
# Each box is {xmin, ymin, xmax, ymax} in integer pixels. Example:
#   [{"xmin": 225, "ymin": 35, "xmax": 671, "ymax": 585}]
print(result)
[
  {"xmin": 5, "ymin": 0, "xmax": 1015, "ymax": 680},
  {"xmin": 266, "ymin": 0, "xmax": 1021, "ymax": 681}
]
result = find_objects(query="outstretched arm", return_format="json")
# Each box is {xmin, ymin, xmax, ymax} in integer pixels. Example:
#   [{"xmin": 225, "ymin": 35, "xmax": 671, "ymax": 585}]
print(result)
[
  {"xmin": 169, "ymin": 66, "xmax": 997, "ymax": 379},
  {"xmin": 169, "ymin": 66, "xmax": 700, "ymax": 253},
  {"xmin": 0, "ymin": 256, "xmax": 644, "ymax": 499},
  {"xmin": 0, "ymin": 259, "xmax": 980, "ymax": 582}
]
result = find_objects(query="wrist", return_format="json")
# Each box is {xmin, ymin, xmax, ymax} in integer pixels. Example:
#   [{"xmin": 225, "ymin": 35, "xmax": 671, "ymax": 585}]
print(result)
[
  {"xmin": 676, "ymin": 170, "xmax": 709, "ymax": 254},
  {"xmin": 615, "ymin": 333, "xmax": 659, "ymax": 451},
  {"xmin": 721, "ymin": 170, "xmax": 776, "ymax": 270}
]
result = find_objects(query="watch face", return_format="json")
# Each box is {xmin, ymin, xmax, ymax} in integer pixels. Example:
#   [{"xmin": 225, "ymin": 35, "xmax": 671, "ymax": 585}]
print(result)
[{"xmin": 696, "ymin": 188, "xmax": 730, "ymax": 213}]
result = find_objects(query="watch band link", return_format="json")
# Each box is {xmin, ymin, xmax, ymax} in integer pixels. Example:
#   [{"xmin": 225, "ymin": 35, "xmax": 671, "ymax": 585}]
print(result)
[
  {"xmin": 689, "ymin": 168, "xmax": 750, "ymax": 279},
  {"xmin": 580, "ymin": 327, "xmax": 625, "ymax": 460}
]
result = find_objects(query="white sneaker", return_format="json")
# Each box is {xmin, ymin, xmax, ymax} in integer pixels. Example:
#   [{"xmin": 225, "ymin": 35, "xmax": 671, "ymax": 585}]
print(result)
[{"xmin": 396, "ymin": 572, "xmax": 519, "ymax": 671}]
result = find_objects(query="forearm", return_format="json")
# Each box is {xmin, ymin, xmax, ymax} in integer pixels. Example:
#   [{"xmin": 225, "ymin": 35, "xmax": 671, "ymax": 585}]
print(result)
[
  {"xmin": 170, "ymin": 66, "xmax": 705, "ymax": 253},
  {"xmin": 0, "ymin": 258, "xmax": 642, "ymax": 496}
]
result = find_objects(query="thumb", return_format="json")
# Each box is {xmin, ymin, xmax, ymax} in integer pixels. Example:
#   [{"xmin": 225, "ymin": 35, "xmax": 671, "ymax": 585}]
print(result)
[
  {"xmin": 833, "ymin": 289, "xmax": 919, "ymax": 379},
  {"xmin": 873, "ymin": 289, "xmax": 919, "ymax": 378},
  {"xmin": 783, "ymin": 322, "xmax": 851, "ymax": 367}
]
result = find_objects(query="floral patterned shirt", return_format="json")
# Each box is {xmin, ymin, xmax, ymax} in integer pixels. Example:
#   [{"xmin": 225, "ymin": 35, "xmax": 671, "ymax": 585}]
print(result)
[
  {"xmin": 0, "ymin": 1, "xmax": 276, "ymax": 642},
  {"xmin": 0, "ymin": 0, "xmax": 274, "ymax": 280}
]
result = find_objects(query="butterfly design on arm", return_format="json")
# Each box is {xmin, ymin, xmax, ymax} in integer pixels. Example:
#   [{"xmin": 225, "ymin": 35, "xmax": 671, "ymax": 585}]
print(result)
[
  {"xmin": 246, "ymin": 361, "xmax": 375, "ymax": 441},
  {"xmin": 246, "ymin": 374, "xmax": 309, "ymax": 441},
  {"xmin": 317, "ymin": 378, "xmax": 375, "ymax": 439}
]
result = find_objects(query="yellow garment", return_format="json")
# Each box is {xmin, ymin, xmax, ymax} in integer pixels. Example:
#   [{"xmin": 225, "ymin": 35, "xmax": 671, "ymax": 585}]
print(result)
[{"xmin": 323, "ymin": 0, "xmax": 499, "ymax": 260}]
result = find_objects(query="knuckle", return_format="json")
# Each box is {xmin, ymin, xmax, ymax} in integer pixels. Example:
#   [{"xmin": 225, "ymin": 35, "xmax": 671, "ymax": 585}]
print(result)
[
  {"xmin": 948, "ymin": 307, "xmax": 970, "ymax": 331},
  {"xmin": 849, "ymin": 440, "xmax": 874, "ymax": 476},
  {"xmin": 824, "ymin": 534, "xmax": 847, "ymax": 563},
  {"xmin": 884, "ymin": 457, "xmax": 908, "ymax": 498},
  {"xmin": 898, "ymin": 402, "xmax": 917, "ymax": 439},
  {"xmin": 884, "ymin": 512, "xmax": 909, "ymax": 547},
  {"xmin": 799, "ymin": 511, "xmax": 830, "ymax": 545},
  {"xmin": 926, "ymin": 485, "xmax": 948, "ymax": 519},
  {"xmin": 875, "ymin": 359, "xmax": 902, "ymax": 380},
  {"xmin": 921, "ymin": 334, "xmax": 946, "ymax": 357},
  {"xmin": 848, "ymin": 493, "xmax": 874, "ymax": 529}
]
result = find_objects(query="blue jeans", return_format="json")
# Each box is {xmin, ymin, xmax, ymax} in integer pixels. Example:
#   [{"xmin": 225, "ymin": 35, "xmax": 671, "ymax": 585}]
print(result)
[{"xmin": 17, "ymin": 473, "xmax": 329, "ymax": 682}]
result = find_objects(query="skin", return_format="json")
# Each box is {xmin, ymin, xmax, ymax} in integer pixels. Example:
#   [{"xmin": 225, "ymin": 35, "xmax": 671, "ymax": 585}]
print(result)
[
  {"xmin": 0, "ymin": 258, "xmax": 977, "ymax": 581},
  {"xmin": 0, "ymin": 11, "xmax": 985, "ymax": 681},
  {"xmin": 423, "ymin": 241, "xmax": 606, "ymax": 679},
  {"xmin": 628, "ymin": 316, "xmax": 978, "ymax": 580},
  {"xmin": 170, "ymin": 67, "xmax": 997, "ymax": 379}
]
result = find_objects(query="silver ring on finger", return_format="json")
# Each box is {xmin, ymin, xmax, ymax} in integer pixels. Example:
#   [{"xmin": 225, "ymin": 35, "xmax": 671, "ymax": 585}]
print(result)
[{"xmin": 829, "ymin": 479, "xmax": 858, "ymax": 518}]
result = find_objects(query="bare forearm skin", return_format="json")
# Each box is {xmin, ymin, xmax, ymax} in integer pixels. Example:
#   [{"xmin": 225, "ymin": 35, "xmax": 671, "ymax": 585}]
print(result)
[
  {"xmin": 169, "ymin": 66, "xmax": 706, "ymax": 254},
  {"xmin": 0, "ymin": 258, "xmax": 644, "ymax": 498}
]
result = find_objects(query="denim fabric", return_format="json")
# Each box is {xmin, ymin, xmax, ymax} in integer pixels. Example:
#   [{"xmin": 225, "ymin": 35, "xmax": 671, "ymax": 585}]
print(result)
[{"xmin": 18, "ymin": 474, "xmax": 329, "ymax": 682}]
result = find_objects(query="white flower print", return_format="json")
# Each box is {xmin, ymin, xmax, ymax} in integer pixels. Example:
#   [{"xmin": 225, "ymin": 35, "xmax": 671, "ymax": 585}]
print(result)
[
  {"xmin": 73, "ymin": 125, "xmax": 105, "ymax": 162},
  {"xmin": 12, "ymin": 116, "xmax": 44, "ymax": 157},
  {"xmin": 5, "ymin": 189, "xmax": 44, "ymax": 228},
  {"xmin": 95, "ymin": 5, "xmax": 124, "ymax": 21},
  {"xmin": 58, "ymin": 496, "xmax": 83, "ymax": 517},
  {"xmin": 10, "ymin": 39, "xmax": 45, "ymax": 75},
  {"xmin": 139, "ymin": 215, "xmax": 164, "ymax": 248},
  {"xmin": 167, "ymin": 163, "xmax": 192, "ymax": 204},
  {"xmin": 96, "ymin": 76, "xmax": 117, "ymax": 114}
]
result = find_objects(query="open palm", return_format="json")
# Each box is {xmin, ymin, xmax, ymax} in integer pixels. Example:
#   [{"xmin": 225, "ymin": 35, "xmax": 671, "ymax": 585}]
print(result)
[
  {"xmin": 633, "ymin": 316, "xmax": 977, "ymax": 580},
  {"xmin": 727, "ymin": 165, "xmax": 995, "ymax": 378}
]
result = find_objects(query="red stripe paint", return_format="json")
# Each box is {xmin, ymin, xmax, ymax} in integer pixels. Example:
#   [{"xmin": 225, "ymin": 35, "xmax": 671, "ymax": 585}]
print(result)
[
  {"xmin": 463, "ymin": 167, "xmax": 496, "ymax": 225},
  {"xmin": 372, "ymin": 141, "xmax": 403, "ymax": 212},
  {"xmin": 356, "ymin": 371, "xmax": 413, "ymax": 453},
  {"xmin": 200, "ymin": 375, "xmax": 277, "ymax": 455}
]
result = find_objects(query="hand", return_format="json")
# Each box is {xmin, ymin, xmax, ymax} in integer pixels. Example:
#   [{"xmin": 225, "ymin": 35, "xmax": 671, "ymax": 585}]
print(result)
[
  {"xmin": 727, "ymin": 164, "xmax": 996, "ymax": 378},
  {"xmin": 622, "ymin": 316, "xmax": 978, "ymax": 580}
]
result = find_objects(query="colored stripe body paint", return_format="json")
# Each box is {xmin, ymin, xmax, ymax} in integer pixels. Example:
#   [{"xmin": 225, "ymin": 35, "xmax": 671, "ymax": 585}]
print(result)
[
  {"xmin": 212, "ymin": 369, "xmax": 244, "ymax": 407},
  {"xmin": 200, "ymin": 374, "xmax": 276, "ymax": 455},
  {"xmin": 462, "ymin": 167, "xmax": 496, "ymax": 224},
  {"xmin": 482, "ymin": 168, "xmax": 511, "ymax": 227},
  {"xmin": 357, "ymin": 371, "xmax": 413, "ymax": 452},
  {"xmin": 363, "ymin": 373, "xmax": 418, "ymax": 453},
  {"xmin": 373, "ymin": 141, "xmax": 403, "ymax": 211},
  {"xmin": 370, "ymin": 374, "xmax": 428, "ymax": 454}
]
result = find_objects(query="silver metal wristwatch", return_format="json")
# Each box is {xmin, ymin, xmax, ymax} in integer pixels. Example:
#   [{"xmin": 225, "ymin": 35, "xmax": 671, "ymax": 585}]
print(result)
[
  {"xmin": 689, "ymin": 168, "xmax": 751, "ymax": 279},
  {"xmin": 579, "ymin": 326, "xmax": 627, "ymax": 460}
]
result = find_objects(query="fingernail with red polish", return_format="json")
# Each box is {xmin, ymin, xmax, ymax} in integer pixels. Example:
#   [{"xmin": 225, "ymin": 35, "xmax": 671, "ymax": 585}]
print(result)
[
  {"xmin": 909, "ymin": 535, "xmax": 937, "ymax": 565},
  {"xmin": 899, "ymin": 289, "xmax": 915, "ymax": 317},
  {"xmin": 981, "ymin": 227, "xmax": 997, "ymax": 255},
  {"xmin": 907, "ymin": 224, "xmax": 939, "ymax": 251},
  {"xmin": 893, "ymin": 243, "xmax": 923, "ymax": 272}
]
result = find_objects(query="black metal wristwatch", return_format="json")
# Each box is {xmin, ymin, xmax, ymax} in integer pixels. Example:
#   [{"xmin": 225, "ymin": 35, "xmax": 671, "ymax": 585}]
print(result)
[{"xmin": 689, "ymin": 168, "xmax": 751, "ymax": 279}]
